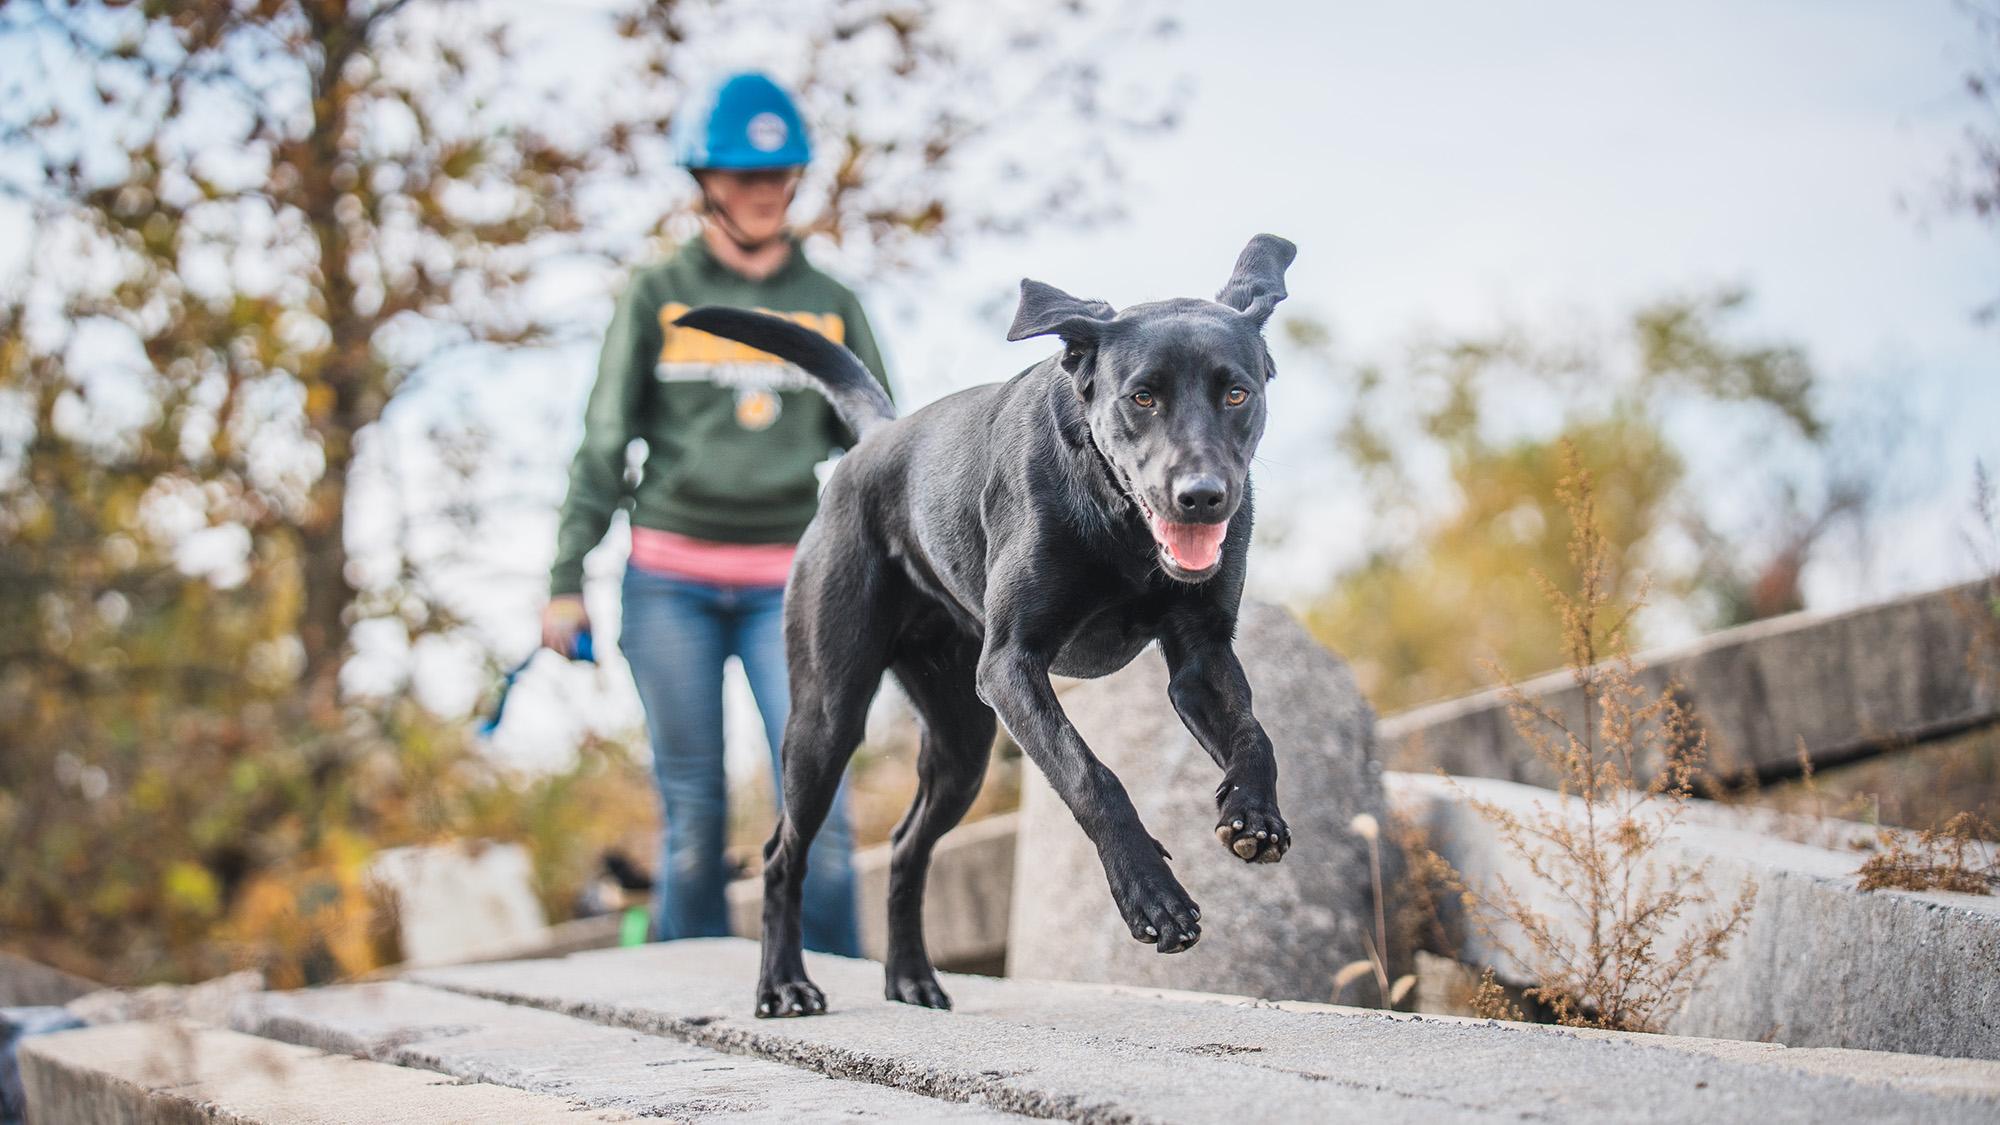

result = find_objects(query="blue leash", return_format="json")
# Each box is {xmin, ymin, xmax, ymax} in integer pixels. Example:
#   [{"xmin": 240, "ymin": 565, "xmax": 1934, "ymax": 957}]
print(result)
[{"xmin": 481, "ymin": 631, "xmax": 594, "ymax": 737}]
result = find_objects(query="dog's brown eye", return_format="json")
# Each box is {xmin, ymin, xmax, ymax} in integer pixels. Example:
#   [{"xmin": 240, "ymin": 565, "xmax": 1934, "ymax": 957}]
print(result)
[
  {"xmin": 1132, "ymin": 391, "xmax": 1155, "ymax": 408},
  {"xmin": 1226, "ymin": 388, "xmax": 1248, "ymax": 406}
]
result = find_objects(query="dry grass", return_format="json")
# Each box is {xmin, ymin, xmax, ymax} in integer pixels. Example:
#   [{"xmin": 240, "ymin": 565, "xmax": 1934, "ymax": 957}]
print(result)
[
  {"xmin": 1470, "ymin": 967, "xmax": 1525, "ymax": 1022},
  {"xmin": 1333, "ymin": 813, "xmax": 1418, "ymax": 1008},
  {"xmin": 1850, "ymin": 466, "xmax": 2000, "ymax": 895},
  {"xmin": 1450, "ymin": 441, "xmax": 1755, "ymax": 1032},
  {"xmin": 1855, "ymin": 812, "xmax": 2000, "ymax": 894}
]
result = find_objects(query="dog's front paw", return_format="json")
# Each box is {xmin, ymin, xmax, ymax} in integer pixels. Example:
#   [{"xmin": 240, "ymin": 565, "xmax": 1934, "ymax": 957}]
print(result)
[
  {"xmin": 885, "ymin": 967, "xmax": 952, "ymax": 1010},
  {"xmin": 1215, "ymin": 784, "xmax": 1290, "ymax": 864},
  {"xmin": 1109, "ymin": 862, "xmax": 1202, "ymax": 953},
  {"xmin": 756, "ymin": 974, "xmax": 827, "ymax": 1018}
]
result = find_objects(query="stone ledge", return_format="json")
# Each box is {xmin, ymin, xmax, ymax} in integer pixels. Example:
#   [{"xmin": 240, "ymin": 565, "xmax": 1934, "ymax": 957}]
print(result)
[
  {"xmin": 1063, "ymin": 979, "xmax": 2000, "ymax": 1104},
  {"xmin": 0, "ymin": 953, "xmax": 98, "ymax": 1008},
  {"xmin": 1379, "ymin": 580, "xmax": 2000, "ymax": 784},
  {"xmin": 406, "ymin": 938, "xmax": 2000, "ymax": 1123},
  {"xmin": 728, "ymin": 811, "xmax": 1017, "ymax": 973},
  {"xmin": 18, "ymin": 1021, "xmax": 625, "ymax": 1124},
  {"xmin": 234, "ymin": 981, "xmax": 1026, "ymax": 1122},
  {"xmin": 1390, "ymin": 772, "xmax": 2000, "ymax": 1059}
]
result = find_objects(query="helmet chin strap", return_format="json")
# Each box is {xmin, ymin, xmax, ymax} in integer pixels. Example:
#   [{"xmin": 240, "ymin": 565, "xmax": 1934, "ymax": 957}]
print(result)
[{"xmin": 700, "ymin": 185, "xmax": 787, "ymax": 254}]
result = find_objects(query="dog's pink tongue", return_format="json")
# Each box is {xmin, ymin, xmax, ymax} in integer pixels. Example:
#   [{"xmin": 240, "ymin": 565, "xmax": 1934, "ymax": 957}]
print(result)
[{"xmin": 1153, "ymin": 517, "xmax": 1229, "ymax": 571}]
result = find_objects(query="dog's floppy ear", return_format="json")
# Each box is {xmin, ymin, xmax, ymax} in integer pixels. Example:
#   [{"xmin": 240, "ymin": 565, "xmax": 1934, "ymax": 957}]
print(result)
[
  {"xmin": 1007, "ymin": 279, "xmax": 1117, "ymax": 393},
  {"xmin": 1215, "ymin": 234, "xmax": 1297, "ymax": 327},
  {"xmin": 1007, "ymin": 279, "xmax": 1114, "ymax": 339}
]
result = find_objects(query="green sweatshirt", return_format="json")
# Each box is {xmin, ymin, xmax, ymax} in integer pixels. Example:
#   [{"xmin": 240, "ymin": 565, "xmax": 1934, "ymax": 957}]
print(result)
[{"xmin": 549, "ymin": 236, "xmax": 889, "ymax": 596}]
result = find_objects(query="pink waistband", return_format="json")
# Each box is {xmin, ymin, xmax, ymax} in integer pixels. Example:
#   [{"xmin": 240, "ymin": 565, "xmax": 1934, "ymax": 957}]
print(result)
[{"xmin": 630, "ymin": 526, "xmax": 796, "ymax": 588}]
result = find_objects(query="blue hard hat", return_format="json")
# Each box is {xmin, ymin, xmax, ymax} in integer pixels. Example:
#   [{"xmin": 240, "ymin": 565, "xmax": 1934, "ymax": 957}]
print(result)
[{"xmin": 674, "ymin": 72, "xmax": 812, "ymax": 170}]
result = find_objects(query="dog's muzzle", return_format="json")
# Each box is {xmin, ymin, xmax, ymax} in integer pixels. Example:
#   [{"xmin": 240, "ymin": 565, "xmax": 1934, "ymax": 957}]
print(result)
[{"xmin": 1130, "ymin": 488, "xmax": 1230, "ymax": 573}]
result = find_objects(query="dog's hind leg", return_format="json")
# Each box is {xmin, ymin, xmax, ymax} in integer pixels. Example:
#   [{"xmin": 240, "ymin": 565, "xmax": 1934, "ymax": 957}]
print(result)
[
  {"xmin": 882, "ymin": 638, "xmax": 994, "ymax": 1009},
  {"xmin": 756, "ymin": 548, "xmax": 894, "ymax": 1018}
]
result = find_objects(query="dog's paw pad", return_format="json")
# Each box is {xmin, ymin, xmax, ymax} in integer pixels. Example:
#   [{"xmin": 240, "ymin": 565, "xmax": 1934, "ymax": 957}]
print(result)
[{"xmin": 1215, "ymin": 797, "xmax": 1291, "ymax": 865}]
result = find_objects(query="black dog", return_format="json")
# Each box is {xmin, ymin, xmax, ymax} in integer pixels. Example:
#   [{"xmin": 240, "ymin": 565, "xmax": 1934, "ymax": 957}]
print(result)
[{"xmin": 674, "ymin": 234, "xmax": 1297, "ymax": 1018}]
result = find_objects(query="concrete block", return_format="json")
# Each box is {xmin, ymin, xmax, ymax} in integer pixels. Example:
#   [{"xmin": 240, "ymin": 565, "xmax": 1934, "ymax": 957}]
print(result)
[
  {"xmin": 1389, "ymin": 772, "xmax": 2000, "ymax": 1059},
  {"xmin": 727, "ymin": 812, "xmax": 1017, "ymax": 973},
  {"xmin": 0, "ymin": 954, "xmax": 97, "ymax": 1009},
  {"xmin": 66, "ymin": 970, "xmax": 264, "ymax": 1029},
  {"xmin": 236, "ymin": 981, "xmax": 1026, "ymax": 1122},
  {"xmin": 859, "ymin": 812, "xmax": 1014, "ymax": 972},
  {"xmin": 3, "ymin": 1007, "xmax": 83, "ymax": 1124},
  {"xmin": 1380, "ymin": 581, "xmax": 2000, "ymax": 785},
  {"xmin": 409, "ymin": 938, "xmax": 2000, "ymax": 1123},
  {"xmin": 368, "ymin": 841, "xmax": 546, "ymax": 968},
  {"xmin": 379, "ymin": 913, "xmax": 628, "ymax": 975},
  {"xmin": 492, "ymin": 913, "xmax": 626, "ymax": 961},
  {"xmin": 1008, "ymin": 600, "xmax": 1394, "ymax": 1001},
  {"xmin": 18, "ymin": 1021, "xmax": 623, "ymax": 1123}
]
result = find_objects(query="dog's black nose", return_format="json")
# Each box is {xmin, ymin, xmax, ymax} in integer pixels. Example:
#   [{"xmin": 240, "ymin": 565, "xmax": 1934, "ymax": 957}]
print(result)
[{"xmin": 1172, "ymin": 475, "xmax": 1228, "ymax": 517}]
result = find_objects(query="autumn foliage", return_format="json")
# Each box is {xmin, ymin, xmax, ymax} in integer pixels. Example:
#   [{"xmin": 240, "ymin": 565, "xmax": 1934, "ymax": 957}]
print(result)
[{"xmin": 1, "ymin": 0, "xmax": 1169, "ymax": 985}]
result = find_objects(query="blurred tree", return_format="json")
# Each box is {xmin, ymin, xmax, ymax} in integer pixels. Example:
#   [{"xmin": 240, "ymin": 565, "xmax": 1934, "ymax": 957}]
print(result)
[
  {"xmin": 1947, "ymin": 1, "xmax": 2000, "ymax": 321},
  {"xmin": 1295, "ymin": 291, "xmax": 1858, "ymax": 713},
  {"xmin": 0, "ymin": 0, "xmax": 1175, "ymax": 983}
]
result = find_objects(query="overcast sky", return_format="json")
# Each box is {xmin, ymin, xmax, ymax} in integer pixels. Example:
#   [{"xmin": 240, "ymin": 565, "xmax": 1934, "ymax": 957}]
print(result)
[
  {"xmin": 865, "ymin": 0, "xmax": 1995, "ymax": 594},
  {"xmin": 928, "ymin": 0, "xmax": 1993, "ymax": 366}
]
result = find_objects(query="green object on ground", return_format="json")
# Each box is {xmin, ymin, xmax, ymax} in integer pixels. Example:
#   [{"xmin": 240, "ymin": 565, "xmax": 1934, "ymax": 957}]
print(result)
[{"xmin": 619, "ymin": 908, "xmax": 649, "ymax": 948}]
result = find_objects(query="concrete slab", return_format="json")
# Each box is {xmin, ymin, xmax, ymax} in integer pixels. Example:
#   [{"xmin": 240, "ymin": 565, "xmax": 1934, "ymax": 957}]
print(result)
[
  {"xmin": 1391, "ymin": 772, "xmax": 2000, "ymax": 1059},
  {"xmin": 234, "ymin": 981, "xmax": 1027, "ymax": 1123},
  {"xmin": 1379, "ymin": 580, "xmax": 2000, "ymax": 784},
  {"xmin": 66, "ymin": 969, "xmax": 266, "ymax": 1029},
  {"xmin": 3, "ymin": 1006, "xmax": 83, "ymax": 1123},
  {"xmin": 18, "ymin": 1021, "xmax": 624, "ymax": 1124},
  {"xmin": 0, "ymin": 953, "xmax": 97, "ymax": 1008},
  {"xmin": 729, "ymin": 812, "xmax": 1018, "ymax": 973},
  {"xmin": 368, "ymin": 841, "xmax": 548, "ymax": 968},
  {"xmin": 410, "ymin": 938, "xmax": 2000, "ymax": 1124}
]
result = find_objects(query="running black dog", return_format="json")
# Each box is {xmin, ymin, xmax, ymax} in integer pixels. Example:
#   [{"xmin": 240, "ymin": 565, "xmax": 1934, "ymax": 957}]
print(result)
[{"xmin": 674, "ymin": 234, "xmax": 1297, "ymax": 1017}]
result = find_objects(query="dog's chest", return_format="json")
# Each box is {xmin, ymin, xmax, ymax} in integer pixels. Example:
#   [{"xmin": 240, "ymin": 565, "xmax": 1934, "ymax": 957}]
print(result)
[{"xmin": 1047, "ymin": 610, "xmax": 1157, "ymax": 679}]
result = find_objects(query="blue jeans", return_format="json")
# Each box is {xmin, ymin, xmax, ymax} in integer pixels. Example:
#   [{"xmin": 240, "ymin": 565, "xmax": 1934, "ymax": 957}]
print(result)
[{"xmin": 619, "ymin": 566, "xmax": 861, "ymax": 956}]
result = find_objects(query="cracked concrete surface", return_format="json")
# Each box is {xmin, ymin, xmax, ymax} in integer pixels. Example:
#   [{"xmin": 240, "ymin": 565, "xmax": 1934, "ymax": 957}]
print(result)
[{"xmin": 403, "ymin": 938, "xmax": 2000, "ymax": 1124}]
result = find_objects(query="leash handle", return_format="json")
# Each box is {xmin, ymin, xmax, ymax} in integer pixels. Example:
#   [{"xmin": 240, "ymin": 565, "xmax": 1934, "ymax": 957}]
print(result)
[{"xmin": 480, "ymin": 630, "xmax": 595, "ymax": 737}]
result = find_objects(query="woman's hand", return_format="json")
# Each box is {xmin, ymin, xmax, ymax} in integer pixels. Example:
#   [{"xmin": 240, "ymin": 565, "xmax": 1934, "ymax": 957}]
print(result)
[{"xmin": 541, "ymin": 594, "xmax": 591, "ymax": 658}]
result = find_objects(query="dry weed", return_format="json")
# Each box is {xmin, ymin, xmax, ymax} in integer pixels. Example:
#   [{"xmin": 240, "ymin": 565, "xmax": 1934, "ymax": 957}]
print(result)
[
  {"xmin": 1454, "ymin": 440, "xmax": 1755, "ymax": 1033},
  {"xmin": 1848, "ymin": 466, "xmax": 2000, "ymax": 895},
  {"xmin": 1470, "ymin": 967, "xmax": 1526, "ymax": 1023},
  {"xmin": 1855, "ymin": 812, "xmax": 2000, "ymax": 894},
  {"xmin": 1388, "ymin": 812, "xmax": 1462, "ymax": 966},
  {"xmin": 1334, "ymin": 813, "xmax": 1418, "ymax": 1008}
]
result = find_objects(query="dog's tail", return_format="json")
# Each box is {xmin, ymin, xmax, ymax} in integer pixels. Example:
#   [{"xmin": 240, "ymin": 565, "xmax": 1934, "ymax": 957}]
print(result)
[{"xmin": 672, "ymin": 306, "xmax": 897, "ymax": 441}]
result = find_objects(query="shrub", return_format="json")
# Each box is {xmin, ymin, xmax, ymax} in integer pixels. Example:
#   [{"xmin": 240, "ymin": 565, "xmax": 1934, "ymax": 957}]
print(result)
[{"xmin": 1454, "ymin": 441, "xmax": 1755, "ymax": 1032}]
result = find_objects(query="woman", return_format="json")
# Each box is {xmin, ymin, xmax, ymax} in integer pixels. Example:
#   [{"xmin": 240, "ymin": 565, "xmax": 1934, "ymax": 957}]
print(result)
[{"xmin": 542, "ymin": 73, "xmax": 887, "ymax": 955}]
